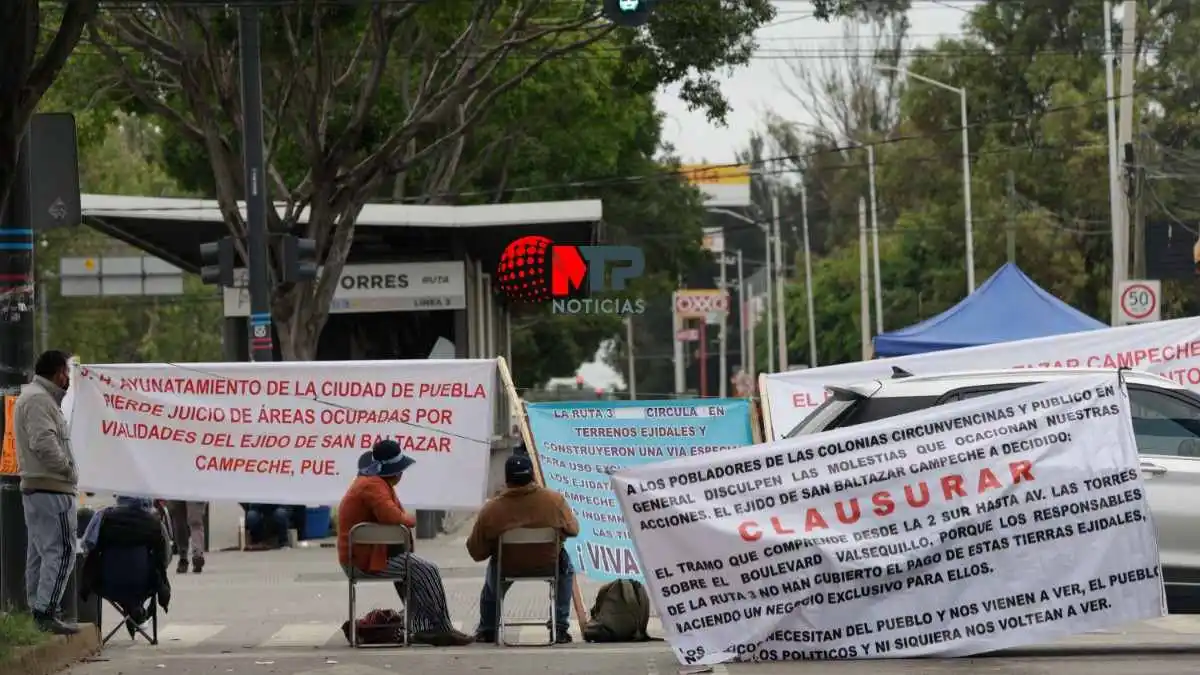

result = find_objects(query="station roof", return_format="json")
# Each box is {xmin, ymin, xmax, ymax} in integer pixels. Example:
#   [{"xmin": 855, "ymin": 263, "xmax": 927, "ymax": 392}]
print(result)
[{"xmin": 81, "ymin": 194, "xmax": 603, "ymax": 272}]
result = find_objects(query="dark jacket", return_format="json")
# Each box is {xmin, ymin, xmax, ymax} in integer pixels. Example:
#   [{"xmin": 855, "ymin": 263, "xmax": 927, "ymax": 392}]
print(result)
[{"xmin": 81, "ymin": 505, "xmax": 172, "ymax": 611}]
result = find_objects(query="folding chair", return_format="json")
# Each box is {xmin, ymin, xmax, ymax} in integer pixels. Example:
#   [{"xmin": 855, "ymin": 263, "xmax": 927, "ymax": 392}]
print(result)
[
  {"xmin": 495, "ymin": 527, "xmax": 560, "ymax": 647},
  {"xmin": 345, "ymin": 523, "xmax": 414, "ymax": 648},
  {"xmin": 97, "ymin": 594, "xmax": 159, "ymax": 646}
]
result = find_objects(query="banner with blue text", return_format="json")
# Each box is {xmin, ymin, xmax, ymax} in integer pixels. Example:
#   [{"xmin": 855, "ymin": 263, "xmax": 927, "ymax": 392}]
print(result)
[{"xmin": 526, "ymin": 399, "xmax": 755, "ymax": 581}]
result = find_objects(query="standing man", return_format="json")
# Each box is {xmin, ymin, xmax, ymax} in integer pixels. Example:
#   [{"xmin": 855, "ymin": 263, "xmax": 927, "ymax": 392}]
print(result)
[
  {"xmin": 13, "ymin": 350, "xmax": 79, "ymax": 635},
  {"xmin": 165, "ymin": 501, "xmax": 207, "ymax": 573}
]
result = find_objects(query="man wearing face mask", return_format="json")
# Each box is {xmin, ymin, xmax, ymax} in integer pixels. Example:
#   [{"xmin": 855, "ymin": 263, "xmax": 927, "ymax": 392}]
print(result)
[{"xmin": 13, "ymin": 350, "xmax": 79, "ymax": 635}]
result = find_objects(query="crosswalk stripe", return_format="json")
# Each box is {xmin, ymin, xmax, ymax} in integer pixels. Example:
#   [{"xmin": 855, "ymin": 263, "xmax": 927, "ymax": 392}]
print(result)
[
  {"xmin": 262, "ymin": 622, "xmax": 343, "ymax": 647},
  {"xmin": 111, "ymin": 617, "xmax": 668, "ymax": 650},
  {"xmin": 129, "ymin": 623, "xmax": 225, "ymax": 649},
  {"xmin": 1145, "ymin": 615, "xmax": 1200, "ymax": 634}
]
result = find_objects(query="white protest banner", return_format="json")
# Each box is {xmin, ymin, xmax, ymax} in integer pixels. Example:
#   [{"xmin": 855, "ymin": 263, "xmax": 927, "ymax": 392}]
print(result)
[
  {"xmin": 763, "ymin": 316, "xmax": 1200, "ymax": 440},
  {"xmin": 614, "ymin": 374, "xmax": 1163, "ymax": 664},
  {"xmin": 70, "ymin": 359, "xmax": 497, "ymax": 508}
]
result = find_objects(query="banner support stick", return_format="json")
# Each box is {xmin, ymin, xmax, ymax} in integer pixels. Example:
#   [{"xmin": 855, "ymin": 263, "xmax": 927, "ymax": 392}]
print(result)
[
  {"xmin": 756, "ymin": 373, "xmax": 774, "ymax": 441},
  {"xmin": 749, "ymin": 397, "xmax": 764, "ymax": 445},
  {"xmin": 496, "ymin": 358, "xmax": 589, "ymax": 633}
]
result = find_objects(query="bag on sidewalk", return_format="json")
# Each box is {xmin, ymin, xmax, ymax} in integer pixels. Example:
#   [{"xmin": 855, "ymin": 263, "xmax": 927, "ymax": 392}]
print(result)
[
  {"xmin": 582, "ymin": 579, "xmax": 660, "ymax": 643},
  {"xmin": 341, "ymin": 608, "xmax": 407, "ymax": 645}
]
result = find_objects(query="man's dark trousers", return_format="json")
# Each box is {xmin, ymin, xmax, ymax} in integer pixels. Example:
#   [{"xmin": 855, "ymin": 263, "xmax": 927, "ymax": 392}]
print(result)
[{"xmin": 476, "ymin": 548, "xmax": 573, "ymax": 635}]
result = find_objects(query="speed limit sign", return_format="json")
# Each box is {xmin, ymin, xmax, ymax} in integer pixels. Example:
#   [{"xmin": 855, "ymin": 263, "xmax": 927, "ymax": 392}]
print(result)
[{"xmin": 1118, "ymin": 280, "xmax": 1161, "ymax": 324}]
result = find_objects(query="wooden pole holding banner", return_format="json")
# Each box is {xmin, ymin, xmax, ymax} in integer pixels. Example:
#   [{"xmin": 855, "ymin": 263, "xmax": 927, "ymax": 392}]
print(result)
[
  {"xmin": 756, "ymin": 373, "xmax": 775, "ymax": 442},
  {"xmin": 495, "ymin": 358, "xmax": 589, "ymax": 633},
  {"xmin": 749, "ymin": 397, "xmax": 765, "ymax": 445}
]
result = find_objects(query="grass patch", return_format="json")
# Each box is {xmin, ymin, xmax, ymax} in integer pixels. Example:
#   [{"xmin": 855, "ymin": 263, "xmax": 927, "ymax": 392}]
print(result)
[{"xmin": 0, "ymin": 612, "xmax": 48, "ymax": 662}]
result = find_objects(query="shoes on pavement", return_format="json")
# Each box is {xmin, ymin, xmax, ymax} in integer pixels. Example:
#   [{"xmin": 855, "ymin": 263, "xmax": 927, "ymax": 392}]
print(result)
[
  {"xmin": 192, "ymin": 557, "xmax": 205, "ymax": 573},
  {"xmin": 414, "ymin": 628, "xmax": 475, "ymax": 646},
  {"xmin": 554, "ymin": 629, "xmax": 572, "ymax": 644},
  {"xmin": 474, "ymin": 630, "xmax": 495, "ymax": 643},
  {"xmin": 32, "ymin": 611, "xmax": 79, "ymax": 636},
  {"xmin": 176, "ymin": 558, "xmax": 189, "ymax": 574}
]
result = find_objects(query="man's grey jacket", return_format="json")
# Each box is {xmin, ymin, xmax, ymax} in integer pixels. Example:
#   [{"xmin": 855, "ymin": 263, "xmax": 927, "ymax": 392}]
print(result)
[{"xmin": 14, "ymin": 375, "xmax": 77, "ymax": 494}]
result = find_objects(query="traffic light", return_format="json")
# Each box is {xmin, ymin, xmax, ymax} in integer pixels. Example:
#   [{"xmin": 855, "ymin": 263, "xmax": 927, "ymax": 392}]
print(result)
[
  {"xmin": 199, "ymin": 237, "xmax": 236, "ymax": 287},
  {"xmin": 603, "ymin": 0, "xmax": 654, "ymax": 27},
  {"xmin": 281, "ymin": 235, "xmax": 318, "ymax": 283}
]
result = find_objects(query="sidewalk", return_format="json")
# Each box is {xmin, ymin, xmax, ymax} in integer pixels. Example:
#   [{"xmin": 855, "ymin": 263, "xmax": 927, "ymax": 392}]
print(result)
[{"xmin": 84, "ymin": 533, "xmax": 1200, "ymax": 658}]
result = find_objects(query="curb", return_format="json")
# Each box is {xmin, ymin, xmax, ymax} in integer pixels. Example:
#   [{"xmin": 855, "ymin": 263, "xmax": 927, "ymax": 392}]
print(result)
[
  {"xmin": 2, "ymin": 624, "xmax": 100, "ymax": 675},
  {"xmin": 991, "ymin": 642, "xmax": 1200, "ymax": 657}
]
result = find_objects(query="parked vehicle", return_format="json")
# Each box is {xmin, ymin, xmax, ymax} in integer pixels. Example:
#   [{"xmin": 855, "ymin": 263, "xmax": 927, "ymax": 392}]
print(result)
[{"xmin": 784, "ymin": 368, "xmax": 1200, "ymax": 612}]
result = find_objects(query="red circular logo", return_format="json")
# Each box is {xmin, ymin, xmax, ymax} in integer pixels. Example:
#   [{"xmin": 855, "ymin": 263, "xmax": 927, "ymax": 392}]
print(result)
[{"xmin": 497, "ymin": 235, "xmax": 553, "ymax": 301}]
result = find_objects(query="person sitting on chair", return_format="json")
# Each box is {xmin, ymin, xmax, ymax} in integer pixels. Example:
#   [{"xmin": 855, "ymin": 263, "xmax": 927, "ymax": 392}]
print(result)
[
  {"xmin": 80, "ymin": 496, "xmax": 172, "ymax": 637},
  {"xmin": 242, "ymin": 503, "xmax": 293, "ymax": 549},
  {"xmin": 338, "ymin": 439, "xmax": 473, "ymax": 646},
  {"xmin": 466, "ymin": 455, "xmax": 579, "ymax": 644}
]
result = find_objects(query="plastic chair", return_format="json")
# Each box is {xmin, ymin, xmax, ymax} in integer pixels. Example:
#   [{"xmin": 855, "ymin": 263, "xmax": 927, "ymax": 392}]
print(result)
[
  {"xmin": 345, "ymin": 523, "xmax": 414, "ymax": 648},
  {"xmin": 495, "ymin": 527, "xmax": 560, "ymax": 647}
]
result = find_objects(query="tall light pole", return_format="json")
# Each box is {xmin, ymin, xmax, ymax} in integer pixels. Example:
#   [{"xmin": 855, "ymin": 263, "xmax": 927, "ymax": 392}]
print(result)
[
  {"xmin": 799, "ymin": 182, "xmax": 817, "ymax": 368},
  {"xmin": 707, "ymin": 208, "xmax": 777, "ymax": 374},
  {"xmin": 876, "ymin": 64, "xmax": 976, "ymax": 293},
  {"xmin": 787, "ymin": 121, "xmax": 881, "ymax": 326}
]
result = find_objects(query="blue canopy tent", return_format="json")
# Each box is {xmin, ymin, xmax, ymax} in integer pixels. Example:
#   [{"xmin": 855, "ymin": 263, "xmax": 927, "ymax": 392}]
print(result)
[{"xmin": 872, "ymin": 263, "xmax": 1106, "ymax": 357}]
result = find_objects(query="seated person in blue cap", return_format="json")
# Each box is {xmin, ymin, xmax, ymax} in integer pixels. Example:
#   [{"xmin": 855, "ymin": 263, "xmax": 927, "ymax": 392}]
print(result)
[
  {"xmin": 466, "ymin": 454, "xmax": 579, "ymax": 643},
  {"xmin": 79, "ymin": 496, "xmax": 173, "ymax": 636},
  {"xmin": 338, "ymin": 439, "xmax": 473, "ymax": 646}
]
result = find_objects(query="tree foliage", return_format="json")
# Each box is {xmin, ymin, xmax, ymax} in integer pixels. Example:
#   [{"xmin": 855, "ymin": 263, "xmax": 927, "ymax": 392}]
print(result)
[
  {"xmin": 748, "ymin": 0, "xmax": 1200, "ymax": 371},
  {"xmin": 36, "ymin": 109, "xmax": 222, "ymax": 364},
  {"xmin": 71, "ymin": 0, "xmax": 776, "ymax": 361}
]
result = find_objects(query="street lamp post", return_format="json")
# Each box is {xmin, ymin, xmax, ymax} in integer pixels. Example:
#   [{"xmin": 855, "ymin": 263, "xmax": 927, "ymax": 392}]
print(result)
[
  {"xmin": 876, "ymin": 64, "xmax": 976, "ymax": 293},
  {"xmin": 786, "ymin": 121, "xmax": 882, "ymax": 330}
]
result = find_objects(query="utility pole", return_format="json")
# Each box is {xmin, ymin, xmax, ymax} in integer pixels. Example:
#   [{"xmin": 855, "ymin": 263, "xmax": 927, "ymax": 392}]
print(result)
[
  {"xmin": 672, "ymin": 285, "xmax": 684, "ymax": 396},
  {"xmin": 867, "ymin": 146, "xmax": 883, "ymax": 332},
  {"xmin": 800, "ymin": 182, "xmax": 817, "ymax": 368},
  {"xmin": 858, "ymin": 198, "xmax": 872, "ymax": 361},
  {"xmin": 239, "ymin": 6, "xmax": 274, "ymax": 361},
  {"xmin": 747, "ymin": 292, "xmax": 756, "ymax": 379},
  {"xmin": 1006, "ymin": 170, "xmax": 1017, "ymax": 264},
  {"xmin": 763, "ymin": 211, "xmax": 774, "ymax": 373},
  {"xmin": 735, "ymin": 250, "xmax": 745, "ymax": 372},
  {"xmin": 0, "ymin": 133, "xmax": 33, "ymax": 612},
  {"xmin": 772, "ymin": 194, "xmax": 787, "ymax": 371},
  {"xmin": 1131, "ymin": 143, "xmax": 1146, "ymax": 278},
  {"xmin": 1111, "ymin": 0, "xmax": 1138, "ymax": 326},
  {"xmin": 718, "ymin": 258, "xmax": 727, "ymax": 398},
  {"xmin": 625, "ymin": 316, "xmax": 636, "ymax": 400}
]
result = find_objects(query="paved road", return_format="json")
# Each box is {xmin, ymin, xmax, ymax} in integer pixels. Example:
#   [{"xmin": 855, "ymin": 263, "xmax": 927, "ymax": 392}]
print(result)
[{"xmin": 65, "ymin": 536, "xmax": 1200, "ymax": 674}]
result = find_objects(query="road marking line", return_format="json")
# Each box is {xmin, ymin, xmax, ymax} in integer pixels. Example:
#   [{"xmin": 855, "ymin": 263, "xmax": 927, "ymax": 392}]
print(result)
[
  {"xmin": 1147, "ymin": 615, "xmax": 1200, "ymax": 634},
  {"xmin": 263, "ymin": 623, "xmax": 342, "ymax": 647},
  {"xmin": 129, "ymin": 623, "xmax": 226, "ymax": 649}
]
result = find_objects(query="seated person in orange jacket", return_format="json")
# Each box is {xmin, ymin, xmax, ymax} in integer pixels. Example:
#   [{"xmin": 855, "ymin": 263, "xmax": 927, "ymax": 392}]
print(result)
[
  {"xmin": 337, "ymin": 440, "xmax": 472, "ymax": 646},
  {"xmin": 466, "ymin": 455, "xmax": 580, "ymax": 643}
]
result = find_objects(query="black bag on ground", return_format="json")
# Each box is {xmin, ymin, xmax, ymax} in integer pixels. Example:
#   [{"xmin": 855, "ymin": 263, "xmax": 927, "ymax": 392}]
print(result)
[
  {"xmin": 341, "ymin": 608, "xmax": 406, "ymax": 645},
  {"xmin": 582, "ymin": 579, "xmax": 660, "ymax": 643}
]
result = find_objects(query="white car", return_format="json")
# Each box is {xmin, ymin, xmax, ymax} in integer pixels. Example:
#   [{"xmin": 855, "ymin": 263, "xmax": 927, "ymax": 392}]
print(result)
[{"xmin": 785, "ymin": 367, "xmax": 1200, "ymax": 611}]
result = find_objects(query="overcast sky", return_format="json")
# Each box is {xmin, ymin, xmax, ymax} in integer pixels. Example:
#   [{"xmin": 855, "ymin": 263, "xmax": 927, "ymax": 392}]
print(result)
[
  {"xmin": 658, "ymin": 1, "xmax": 969, "ymax": 163},
  {"xmin": 579, "ymin": 1, "xmax": 970, "ymax": 391}
]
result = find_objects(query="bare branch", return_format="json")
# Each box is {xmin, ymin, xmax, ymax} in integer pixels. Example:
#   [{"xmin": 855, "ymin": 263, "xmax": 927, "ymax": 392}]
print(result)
[{"xmin": 20, "ymin": 0, "xmax": 100, "ymax": 122}]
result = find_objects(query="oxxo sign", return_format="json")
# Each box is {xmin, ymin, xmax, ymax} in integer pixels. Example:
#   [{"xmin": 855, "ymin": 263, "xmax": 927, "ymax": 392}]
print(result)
[{"xmin": 674, "ymin": 289, "xmax": 729, "ymax": 318}]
